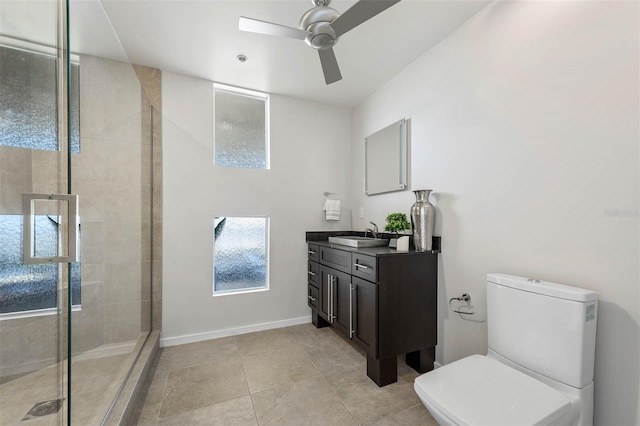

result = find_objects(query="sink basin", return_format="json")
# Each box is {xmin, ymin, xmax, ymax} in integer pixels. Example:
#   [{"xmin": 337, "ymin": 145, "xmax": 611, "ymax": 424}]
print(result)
[{"xmin": 328, "ymin": 236, "xmax": 388, "ymax": 248}]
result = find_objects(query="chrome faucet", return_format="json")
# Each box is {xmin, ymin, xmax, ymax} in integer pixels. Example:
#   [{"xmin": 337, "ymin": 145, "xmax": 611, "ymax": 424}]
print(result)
[{"xmin": 364, "ymin": 222, "xmax": 379, "ymax": 238}]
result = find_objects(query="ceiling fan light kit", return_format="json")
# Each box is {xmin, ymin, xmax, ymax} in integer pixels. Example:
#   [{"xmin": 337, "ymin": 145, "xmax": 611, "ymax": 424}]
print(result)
[{"xmin": 239, "ymin": 0, "xmax": 401, "ymax": 85}]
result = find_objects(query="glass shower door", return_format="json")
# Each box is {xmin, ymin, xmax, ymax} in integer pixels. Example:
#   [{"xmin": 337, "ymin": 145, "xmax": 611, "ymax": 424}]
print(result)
[
  {"xmin": 0, "ymin": 0, "xmax": 72, "ymax": 423},
  {"xmin": 67, "ymin": 0, "xmax": 154, "ymax": 423}
]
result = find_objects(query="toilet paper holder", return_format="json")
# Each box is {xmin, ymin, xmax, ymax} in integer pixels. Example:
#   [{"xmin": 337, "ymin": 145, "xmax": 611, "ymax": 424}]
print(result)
[{"xmin": 449, "ymin": 293, "xmax": 474, "ymax": 315}]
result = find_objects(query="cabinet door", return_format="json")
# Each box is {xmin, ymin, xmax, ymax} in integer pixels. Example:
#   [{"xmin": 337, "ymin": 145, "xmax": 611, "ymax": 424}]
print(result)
[
  {"xmin": 332, "ymin": 268, "xmax": 352, "ymax": 337},
  {"xmin": 352, "ymin": 277, "xmax": 378, "ymax": 357},
  {"xmin": 318, "ymin": 265, "xmax": 331, "ymax": 322}
]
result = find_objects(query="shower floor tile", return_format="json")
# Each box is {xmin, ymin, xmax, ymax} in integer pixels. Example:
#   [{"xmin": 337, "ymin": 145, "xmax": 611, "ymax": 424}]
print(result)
[
  {"xmin": 0, "ymin": 341, "xmax": 136, "ymax": 425},
  {"xmin": 137, "ymin": 324, "xmax": 438, "ymax": 425}
]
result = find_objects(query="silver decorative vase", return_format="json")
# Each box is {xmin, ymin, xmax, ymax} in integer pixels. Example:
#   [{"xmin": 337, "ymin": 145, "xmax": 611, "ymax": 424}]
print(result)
[{"xmin": 411, "ymin": 189, "xmax": 435, "ymax": 251}]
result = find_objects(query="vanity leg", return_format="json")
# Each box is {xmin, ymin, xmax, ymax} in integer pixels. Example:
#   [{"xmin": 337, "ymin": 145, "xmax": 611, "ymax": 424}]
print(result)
[
  {"xmin": 405, "ymin": 346, "xmax": 435, "ymax": 374},
  {"xmin": 311, "ymin": 311, "xmax": 330, "ymax": 328},
  {"xmin": 367, "ymin": 354, "xmax": 397, "ymax": 386}
]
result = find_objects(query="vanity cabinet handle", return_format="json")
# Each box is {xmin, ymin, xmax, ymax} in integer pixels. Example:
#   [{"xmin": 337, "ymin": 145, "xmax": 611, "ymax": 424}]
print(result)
[
  {"xmin": 349, "ymin": 284, "xmax": 354, "ymax": 338},
  {"xmin": 308, "ymin": 295, "xmax": 317, "ymax": 302},
  {"xmin": 327, "ymin": 274, "xmax": 333, "ymax": 323},
  {"xmin": 329, "ymin": 275, "xmax": 337, "ymax": 322},
  {"xmin": 307, "ymin": 271, "xmax": 316, "ymax": 276},
  {"xmin": 324, "ymin": 274, "xmax": 341, "ymax": 323},
  {"xmin": 354, "ymin": 263, "xmax": 369, "ymax": 269},
  {"xmin": 308, "ymin": 250, "xmax": 316, "ymax": 255}
]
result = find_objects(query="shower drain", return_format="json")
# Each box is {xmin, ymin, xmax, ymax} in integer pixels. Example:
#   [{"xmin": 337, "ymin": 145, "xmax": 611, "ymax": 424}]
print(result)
[{"xmin": 22, "ymin": 398, "xmax": 64, "ymax": 421}]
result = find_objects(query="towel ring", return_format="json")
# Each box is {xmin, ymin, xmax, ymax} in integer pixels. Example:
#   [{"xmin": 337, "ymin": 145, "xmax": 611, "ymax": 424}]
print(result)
[{"xmin": 449, "ymin": 293, "xmax": 474, "ymax": 315}]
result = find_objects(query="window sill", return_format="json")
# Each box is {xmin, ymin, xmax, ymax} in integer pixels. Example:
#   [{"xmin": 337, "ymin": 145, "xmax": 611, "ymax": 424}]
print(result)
[
  {"xmin": 0, "ymin": 305, "xmax": 81, "ymax": 321},
  {"xmin": 212, "ymin": 286, "xmax": 269, "ymax": 298}
]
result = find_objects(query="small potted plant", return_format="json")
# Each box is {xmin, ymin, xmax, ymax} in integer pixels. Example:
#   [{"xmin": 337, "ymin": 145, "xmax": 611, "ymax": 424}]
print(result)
[{"xmin": 384, "ymin": 213, "xmax": 411, "ymax": 247}]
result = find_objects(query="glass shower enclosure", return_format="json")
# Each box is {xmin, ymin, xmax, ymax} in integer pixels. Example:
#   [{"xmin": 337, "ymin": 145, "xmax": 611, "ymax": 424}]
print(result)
[{"xmin": 0, "ymin": 0, "xmax": 156, "ymax": 423}]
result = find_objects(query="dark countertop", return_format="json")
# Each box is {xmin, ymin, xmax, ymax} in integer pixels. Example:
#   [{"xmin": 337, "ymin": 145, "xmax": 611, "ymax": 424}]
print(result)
[{"xmin": 306, "ymin": 231, "xmax": 441, "ymax": 257}]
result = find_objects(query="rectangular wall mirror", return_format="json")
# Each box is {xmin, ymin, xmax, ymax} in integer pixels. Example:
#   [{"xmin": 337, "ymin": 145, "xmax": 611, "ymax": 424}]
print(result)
[{"xmin": 365, "ymin": 118, "xmax": 408, "ymax": 195}]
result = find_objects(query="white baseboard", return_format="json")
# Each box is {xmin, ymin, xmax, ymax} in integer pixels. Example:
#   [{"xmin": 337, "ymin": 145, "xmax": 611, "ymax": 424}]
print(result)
[
  {"xmin": 434, "ymin": 361, "xmax": 443, "ymax": 369},
  {"xmin": 160, "ymin": 316, "xmax": 312, "ymax": 348}
]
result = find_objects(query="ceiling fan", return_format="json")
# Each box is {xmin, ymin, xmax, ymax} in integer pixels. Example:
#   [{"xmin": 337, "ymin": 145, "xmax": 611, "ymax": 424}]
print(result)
[{"xmin": 239, "ymin": 0, "xmax": 401, "ymax": 85}]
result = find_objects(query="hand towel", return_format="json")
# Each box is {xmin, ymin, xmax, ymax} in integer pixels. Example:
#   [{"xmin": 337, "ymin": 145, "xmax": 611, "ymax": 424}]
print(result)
[{"xmin": 323, "ymin": 199, "xmax": 341, "ymax": 221}]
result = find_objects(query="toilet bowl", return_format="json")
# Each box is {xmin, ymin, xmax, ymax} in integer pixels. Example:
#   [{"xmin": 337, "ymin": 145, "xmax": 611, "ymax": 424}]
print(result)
[{"xmin": 414, "ymin": 274, "xmax": 598, "ymax": 425}]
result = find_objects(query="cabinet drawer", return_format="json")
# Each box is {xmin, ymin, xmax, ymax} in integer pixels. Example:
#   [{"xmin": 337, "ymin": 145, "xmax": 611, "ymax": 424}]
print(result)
[
  {"xmin": 319, "ymin": 246, "xmax": 352, "ymax": 274},
  {"xmin": 307, "ymin": 284, "xmax": 319, "ymax": 309},
  {"xmin": 308, "ymin": 244, "xmax": 319, "ymax": 262},
  {"xmin": 352, "ymin": 253, "xmax": 377, "ymax": 282},
  {"xmin": 307, "ymin": 261, "xmax": 319, "ymax": 287}
]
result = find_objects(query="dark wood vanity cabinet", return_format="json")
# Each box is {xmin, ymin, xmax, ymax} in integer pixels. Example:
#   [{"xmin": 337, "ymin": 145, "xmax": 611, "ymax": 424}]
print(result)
[{"xmin": 306, "ymin": 239, "xmax": 439, "ymax": 386}]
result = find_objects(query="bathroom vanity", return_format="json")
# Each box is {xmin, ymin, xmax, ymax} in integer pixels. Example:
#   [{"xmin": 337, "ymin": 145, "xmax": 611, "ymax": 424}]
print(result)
[{"xmin": 306, "ymin": 232, "xmax": 440, "ymax": 386}]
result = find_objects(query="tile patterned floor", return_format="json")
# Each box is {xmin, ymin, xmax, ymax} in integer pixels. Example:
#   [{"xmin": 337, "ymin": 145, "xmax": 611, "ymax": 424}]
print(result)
[{"xmin": 136, "ymin": 324, "xmax": 437, "ymax": 425}]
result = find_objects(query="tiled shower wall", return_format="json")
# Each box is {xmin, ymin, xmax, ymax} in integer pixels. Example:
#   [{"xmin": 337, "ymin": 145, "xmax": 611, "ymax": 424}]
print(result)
[{"xmin": 71, "ymin": 54, "xmax": 143, "ymax": 351}]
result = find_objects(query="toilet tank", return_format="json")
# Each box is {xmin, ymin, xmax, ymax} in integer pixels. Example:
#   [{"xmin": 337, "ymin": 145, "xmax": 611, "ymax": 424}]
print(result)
[{"xmin": 487, "ymin": 273, "xmax": 598, "ymax": 389}]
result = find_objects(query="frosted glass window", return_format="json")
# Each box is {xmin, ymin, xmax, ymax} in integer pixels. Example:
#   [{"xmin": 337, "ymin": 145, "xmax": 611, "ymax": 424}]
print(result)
[
  {"xmin": 0, "ymin": 215, "xmax": 81, "ymax": 314},
  {"xmin": 214, "ymin": 87, "xmax": 268, "ymax": 169},
  {"xmin": 213, "ymin": 217, "xmax": 268, "ymax": 294},
  {"xmin": 0, "ymin": 45, "xmax": 80, "ymax": 153}
]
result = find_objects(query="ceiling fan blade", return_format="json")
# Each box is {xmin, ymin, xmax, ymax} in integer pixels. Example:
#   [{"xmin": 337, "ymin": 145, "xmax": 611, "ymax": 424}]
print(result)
[
  {"xmin": 239, "ymin": 16, "xmax": 309, "ymax": 40},
  {"xmin": 318, "ymin": 48, "xmax": 342, "ymax": 85},
  {"xmin": 330, "ymin": 0, "xmax": 401, "ymax": 37}
]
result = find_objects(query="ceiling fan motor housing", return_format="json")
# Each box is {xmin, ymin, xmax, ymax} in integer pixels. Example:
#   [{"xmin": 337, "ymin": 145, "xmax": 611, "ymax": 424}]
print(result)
[{"xmin": 300, "ymin": 6, "xmax": 340, "ymax": 50}]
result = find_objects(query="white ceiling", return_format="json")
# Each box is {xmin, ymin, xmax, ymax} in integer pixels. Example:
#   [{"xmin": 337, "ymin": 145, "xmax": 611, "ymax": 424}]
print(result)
[
  {"xmin": 100, "ymin": 0, "xmax": 491, "ymax": 107},
  {"xmin": 3, "ymin": 0, "xmax": 491, "ymax": 108}
]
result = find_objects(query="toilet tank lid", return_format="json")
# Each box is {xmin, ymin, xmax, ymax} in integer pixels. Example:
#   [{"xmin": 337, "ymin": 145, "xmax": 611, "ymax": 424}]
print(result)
[{"xmin": 487, "ymin": 273, "xmax": 598, "ymax": 302}]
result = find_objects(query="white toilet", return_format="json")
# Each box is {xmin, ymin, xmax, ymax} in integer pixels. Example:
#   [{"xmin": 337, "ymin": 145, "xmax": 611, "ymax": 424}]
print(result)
[{"xmin": 414, "ymin": 273, "xmax": 598, "ymax": 425}]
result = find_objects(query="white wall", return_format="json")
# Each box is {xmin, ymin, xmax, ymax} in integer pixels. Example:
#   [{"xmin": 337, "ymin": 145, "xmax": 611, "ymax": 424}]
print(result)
[
  {"xmin": 349, "ymin": 1, "xmax": 639, "ymax": 425},
  {"xmin": 162, "ymin": 71, "xmax": 351, "ymax": 344}
]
